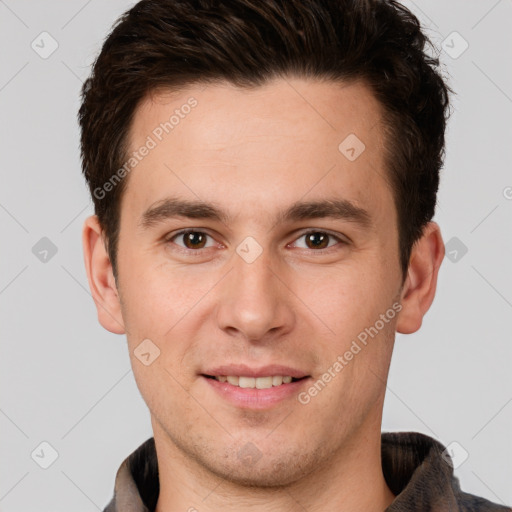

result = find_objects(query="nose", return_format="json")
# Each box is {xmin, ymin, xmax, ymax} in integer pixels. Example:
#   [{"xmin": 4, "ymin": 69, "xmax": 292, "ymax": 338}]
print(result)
[{"xmin": 215, "ymin": 247, "xmax": 296, "ymax": 343}]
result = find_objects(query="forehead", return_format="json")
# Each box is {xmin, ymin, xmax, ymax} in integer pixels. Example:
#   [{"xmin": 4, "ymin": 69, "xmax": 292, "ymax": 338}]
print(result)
[
  {"xmin": 131, "ymin": 77, "xmax": 385, "ymax": 152},
  {"xmin": 123, "ymin": 77, "xmax": 393, "ymax": 229}
]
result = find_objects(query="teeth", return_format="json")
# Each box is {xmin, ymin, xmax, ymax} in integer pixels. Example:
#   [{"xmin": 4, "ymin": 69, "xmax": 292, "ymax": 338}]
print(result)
[
  {"xmin": 214, "ymin": 375, "xmax": 296, "ymax": 388},
  {"xmin": 256, "ymin": 376, "xmax": 273, "ymax": 389},
  {"xmin": 239, "ymin": 376, "xmax": 255, "ymax": 388}
]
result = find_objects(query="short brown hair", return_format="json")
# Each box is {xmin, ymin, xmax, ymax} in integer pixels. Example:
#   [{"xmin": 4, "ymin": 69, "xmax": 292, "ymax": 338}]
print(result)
[{"xmin": 78, "ymin": 0, "xmax": 452, "ymax": 281}]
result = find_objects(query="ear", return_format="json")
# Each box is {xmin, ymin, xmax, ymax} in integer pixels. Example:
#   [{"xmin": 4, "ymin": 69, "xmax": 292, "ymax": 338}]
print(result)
[
  {"xmin": 82, "ymin": 215, "xmax": 125, "ymax": 334},
  {"xmin": 396, "ymin": 221, "xmax": 445, "ymax": 334}
]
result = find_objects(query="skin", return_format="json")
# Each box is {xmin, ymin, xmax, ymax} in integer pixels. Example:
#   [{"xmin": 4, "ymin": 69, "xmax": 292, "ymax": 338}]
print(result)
[{"xmin": 83, "ymin": 77, "xmax": 444, "ymax": 511}]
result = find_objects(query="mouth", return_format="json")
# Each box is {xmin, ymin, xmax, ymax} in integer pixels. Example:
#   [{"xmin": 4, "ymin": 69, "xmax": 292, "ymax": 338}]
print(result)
[
  {"xmin": 200, "ymin": 366, "xmax": 311, "ymax": 409},
  {"xmin": 199, "ymin": 364, "xmax": 311, "ymax": 408},
  {"xmin": 201, "ymin": 374, "xmax": 308, "ymax": 389}
]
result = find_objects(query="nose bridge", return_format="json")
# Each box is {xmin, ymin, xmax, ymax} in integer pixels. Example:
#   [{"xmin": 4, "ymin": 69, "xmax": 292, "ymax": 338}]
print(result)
[
  {"xmin": 216, "ymin": 242, "xmax": 294, "ymax": 341},
  {"xmin": 236, "ymin": 247, "xmax": 275, "ymax": 300}
]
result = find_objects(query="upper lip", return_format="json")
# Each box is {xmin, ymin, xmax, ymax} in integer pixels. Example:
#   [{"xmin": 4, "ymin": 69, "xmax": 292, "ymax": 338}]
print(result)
[{"xmin": 202, "ymin": 364, "xmax": 309, "ymax": 379}]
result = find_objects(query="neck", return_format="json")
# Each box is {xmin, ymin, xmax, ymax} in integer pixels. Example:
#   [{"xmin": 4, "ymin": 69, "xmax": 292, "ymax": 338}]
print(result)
[{"xmin": 153, "ymin": 418, "xmax": 395, "ymax": 512}]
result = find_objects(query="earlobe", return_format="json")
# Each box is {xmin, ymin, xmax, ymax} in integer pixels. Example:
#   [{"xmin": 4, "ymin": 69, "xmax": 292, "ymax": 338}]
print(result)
[
  {"xmin": 82, "ymin": 215, "xmax": 125, "ymax": 334},
  {"xmin": 396, "ymin": 222, "xmax": 445, "ymax": 335}
]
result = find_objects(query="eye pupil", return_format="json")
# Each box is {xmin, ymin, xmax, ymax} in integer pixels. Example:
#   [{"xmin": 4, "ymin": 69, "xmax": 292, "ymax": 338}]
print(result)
[
  {"xmin": 184, "ymin": 231, "xmax": 206, "ymax": 249},
  {"xmin": 306, "ymin": 232, "xmax": 329, "ymax": 249}
]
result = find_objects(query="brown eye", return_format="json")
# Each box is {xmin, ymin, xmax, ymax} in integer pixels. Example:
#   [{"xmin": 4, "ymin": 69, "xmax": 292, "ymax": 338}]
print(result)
[
  {"xmin": 305, "ymin": 232, "xmax": 330, "ymax": 249},
  {"xmin": 183, "ymin": 231, "xmax": 207, "ymax": 249},
  {"xmin": 170, "ymin": 230, "xmax": 214, "ymax": 250},
  {"xmin": 292, "ymin": 231, "xmax": 343, "ymax": 250}
]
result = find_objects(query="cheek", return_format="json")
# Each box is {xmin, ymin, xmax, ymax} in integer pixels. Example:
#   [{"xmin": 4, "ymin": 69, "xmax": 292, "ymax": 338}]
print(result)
[
  {"xmin": 117, "ymin": 258, "xmax": 207, "ymax": 339},
  {"xmin": 117, "ymin": 261, "xmax": 215, "ymax": 394},
  {"xmin": 130, "ymin": 357, "xmax": 196, "ymax": 437},
  {"xmin": 303, "ymin": 264, "xmax": 388, "ymax": 335},
  {"xmin": 304, "ymin": 264, "xmax": 397, "ymax": 397}
]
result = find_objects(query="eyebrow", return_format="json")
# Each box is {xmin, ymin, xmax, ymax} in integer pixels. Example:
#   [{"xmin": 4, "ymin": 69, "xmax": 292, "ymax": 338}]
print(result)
[{"xmin": 139, "ymin": 196, "xmax": 372, "ymax": 230}]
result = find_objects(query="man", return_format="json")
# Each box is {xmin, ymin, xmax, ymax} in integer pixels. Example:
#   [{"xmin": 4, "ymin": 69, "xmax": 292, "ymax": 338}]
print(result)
[{"xmin": 78, "ymin": 0, "xmax": 510, "ymax": 511}]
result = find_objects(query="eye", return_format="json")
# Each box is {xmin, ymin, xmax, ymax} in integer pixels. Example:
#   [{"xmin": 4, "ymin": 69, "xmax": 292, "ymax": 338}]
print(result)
[
  {"xmin": 290, "ymin": 231, "xmax": 345, "ymax": 251},
  {"xmin": 167, "ymin": 230, "xmax": 217, "ymax": 250}
]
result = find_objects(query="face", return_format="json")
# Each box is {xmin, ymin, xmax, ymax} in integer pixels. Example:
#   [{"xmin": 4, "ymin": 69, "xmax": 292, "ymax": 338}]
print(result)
[{"xmin": 99, "ymin": 78, "xmax": 408, "ymax": 485}]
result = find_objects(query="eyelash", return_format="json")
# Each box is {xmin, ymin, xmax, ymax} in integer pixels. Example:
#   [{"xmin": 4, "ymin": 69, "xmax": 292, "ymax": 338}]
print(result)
[{"xmin": 165, "ymin": 229, "xmax": 347, "ymax": 254}]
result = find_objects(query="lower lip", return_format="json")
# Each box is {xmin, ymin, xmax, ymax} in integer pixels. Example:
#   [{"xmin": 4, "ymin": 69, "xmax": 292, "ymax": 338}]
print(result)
[{"xmin": 202, "ymin": 376, "xmax": 310, "ymax": 409}]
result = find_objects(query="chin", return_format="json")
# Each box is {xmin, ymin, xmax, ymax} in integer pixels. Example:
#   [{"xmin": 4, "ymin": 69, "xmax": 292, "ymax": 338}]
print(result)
[
  {"xmin": 200, "ymin": 444, "xmax": 321, "ymax": 489},
  {"xmin": 214, "ymin": 463, "xmax": 304, "ymax": 488}
]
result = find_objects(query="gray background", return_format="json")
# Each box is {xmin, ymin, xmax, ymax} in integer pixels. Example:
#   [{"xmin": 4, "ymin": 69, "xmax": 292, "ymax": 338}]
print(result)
[{"xmin": 1, "ymin": 0, "xmax": 511, "ymax": 510}]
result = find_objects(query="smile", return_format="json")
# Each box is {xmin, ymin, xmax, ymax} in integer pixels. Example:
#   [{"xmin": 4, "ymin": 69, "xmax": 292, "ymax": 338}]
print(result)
[
  {"xmin": 201, "ymin": 374, "xmax": 311, "ymax": 409},
  {"xmin": 204, "ymin": 375, "xmax": 305, "ymax": 388}
]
